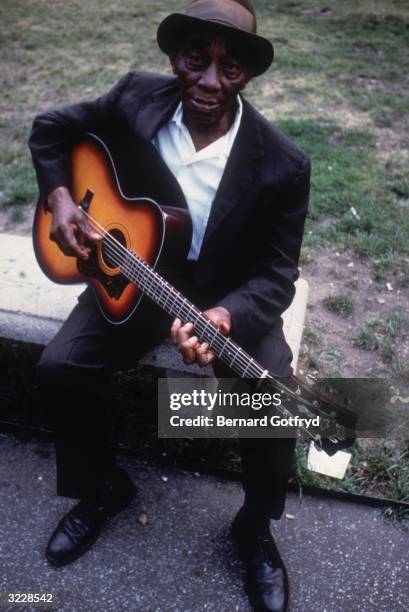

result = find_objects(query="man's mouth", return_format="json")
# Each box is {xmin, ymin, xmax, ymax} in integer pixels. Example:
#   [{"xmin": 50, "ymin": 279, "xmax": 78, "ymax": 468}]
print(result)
[{"xmin": 190, "ymin": 97, "xmax": 221, "ymax": 112}]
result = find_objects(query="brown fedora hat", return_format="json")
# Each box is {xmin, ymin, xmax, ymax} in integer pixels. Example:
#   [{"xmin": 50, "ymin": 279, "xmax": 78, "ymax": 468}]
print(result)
[{"xmin": 157, "ymin": 0, "xmax": 274, "ymax": 76}]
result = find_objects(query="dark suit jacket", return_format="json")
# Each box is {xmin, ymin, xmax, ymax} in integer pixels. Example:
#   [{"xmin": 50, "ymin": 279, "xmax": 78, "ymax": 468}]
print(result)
[{"xmin": 29, "ymin": 71, "xmax": 311, "ymax": 375}]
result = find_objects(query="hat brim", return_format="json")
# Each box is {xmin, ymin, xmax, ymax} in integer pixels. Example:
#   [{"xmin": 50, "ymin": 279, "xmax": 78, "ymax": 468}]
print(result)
[{"xmin": 157, "ymin": 13, "xmax": 274, "ymax": 77}]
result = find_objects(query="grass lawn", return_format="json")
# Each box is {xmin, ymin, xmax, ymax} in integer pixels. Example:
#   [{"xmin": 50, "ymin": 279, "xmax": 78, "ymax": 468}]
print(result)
[{"xmin": 1, "ymin": 0, "xmax": 408, "ymax": 511}]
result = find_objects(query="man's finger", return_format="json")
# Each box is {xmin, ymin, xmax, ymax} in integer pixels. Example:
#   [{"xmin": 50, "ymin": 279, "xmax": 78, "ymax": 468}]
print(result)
[
  {"xmin": 203, "ymin": 307, "xmax": 232, "ymax": 338},
  {"xmin": 78, "ymin": 219, "xmax": 101, "ymax": 243},
  {"xmin": 203, "ymin": 352, "xmax": 216, "ymax": 365},
  {"xmin": 180, "ymin": 335, "xmax": 200, "ymax": 364},
  {"xmin": 182, "ymin": 348, "xmax": 196, "ymax": 364},
  {"xmin": 218, "ymin": 319, "xmax": 231, "ymax": 335},
  {"xmin": 196, "ymin": 342, "xmax": 209, "ymax": 355},
  {"xmin": 176, "ymin": 322, "xmax": 194, "ymax": 347},
  {"xmin": 170, "ymin": 318, "xmax": 182, "ymax": 344},
  {"xmin": 181, "ymin": 336, "xmax": 199, "ymax": 350},
  {"xmin": 58, "ymin": 225, "xmax": 78, "ymax": 254},
  {"xmin": 196, "ymin": 343, "xmax": 215, "ymax": 366},
  {"xmin": 59, "ymin": 225, "xmax": 90, "ymax": 260}
]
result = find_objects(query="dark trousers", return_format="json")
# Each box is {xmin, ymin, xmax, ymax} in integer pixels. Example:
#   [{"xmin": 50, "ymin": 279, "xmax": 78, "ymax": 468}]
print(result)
[{"xmin": 37, "ymin": 288, "xmax": 295, "ymax": 520}]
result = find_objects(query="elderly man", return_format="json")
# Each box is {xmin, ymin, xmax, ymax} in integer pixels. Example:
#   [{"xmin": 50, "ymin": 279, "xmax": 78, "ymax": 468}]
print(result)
[{"xmin": 29, "ymin": 1, "xmax": 310, "ymax": 610}]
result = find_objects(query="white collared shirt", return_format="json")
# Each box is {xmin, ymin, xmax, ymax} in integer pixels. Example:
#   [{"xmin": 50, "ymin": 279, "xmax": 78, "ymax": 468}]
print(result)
[{"xmin": 152, "ymin": 96, "xmax": 243, "ymax": 260}]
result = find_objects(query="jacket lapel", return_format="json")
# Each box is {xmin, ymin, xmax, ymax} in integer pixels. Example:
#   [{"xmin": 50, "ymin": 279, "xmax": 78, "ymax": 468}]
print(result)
[
  {"xmin": 130, "ymin": 78, "xmax": 192, "ymax": 209},
  {"xmin": 198, "ymin": 98, "xmax": 264, "ymax": 256},
  {"xmin": 134, "ymin": 78, "xmax": 181, "ymax": 142}
]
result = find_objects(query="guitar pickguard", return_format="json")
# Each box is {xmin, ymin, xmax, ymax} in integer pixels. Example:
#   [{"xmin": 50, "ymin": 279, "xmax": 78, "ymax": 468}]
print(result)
[{"xmin": 77, "ymin": 244, "xmax": 129, "ymax": 300}]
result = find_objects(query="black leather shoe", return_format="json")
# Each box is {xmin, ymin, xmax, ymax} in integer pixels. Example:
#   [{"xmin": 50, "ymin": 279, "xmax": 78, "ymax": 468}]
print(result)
[
  {"xmin": 46, "ymin": 467, "xmax": 136, "ymax": 566},
  {"xmin": 232, "ymin": 507, "xmax": 289, "ymax": 612}
]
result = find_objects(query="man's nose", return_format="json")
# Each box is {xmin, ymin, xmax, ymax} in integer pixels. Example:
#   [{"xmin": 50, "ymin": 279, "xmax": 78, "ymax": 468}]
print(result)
[{"xmin": 199, "ymin": 62, "xmax": 221, "ymax": 91}]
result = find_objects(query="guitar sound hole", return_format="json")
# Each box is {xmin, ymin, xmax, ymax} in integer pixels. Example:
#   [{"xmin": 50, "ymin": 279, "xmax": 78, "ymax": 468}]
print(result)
[{"xmin": 101, "ymin": 228, "xmax": 126, "ymax": 269}]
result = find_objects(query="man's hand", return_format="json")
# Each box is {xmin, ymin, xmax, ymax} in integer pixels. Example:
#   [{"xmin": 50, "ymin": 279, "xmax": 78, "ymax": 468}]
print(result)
[
  {"xmin": 48, "ymin": 186, "xmax": 101, "ymax": 260},
  {"xmin": 170, "ymin": 306, "xmax": 231, "ymax": 367}
]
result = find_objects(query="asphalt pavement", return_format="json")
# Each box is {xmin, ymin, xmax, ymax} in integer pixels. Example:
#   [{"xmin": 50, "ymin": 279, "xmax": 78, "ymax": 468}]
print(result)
[{"xmin": 0, "ymin": 432, "xmax": 408, "ymax": 612}]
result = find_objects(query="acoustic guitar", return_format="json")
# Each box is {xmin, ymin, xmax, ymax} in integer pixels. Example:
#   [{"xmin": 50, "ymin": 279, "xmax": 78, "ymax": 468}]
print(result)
[{"xmin": 33, "ymin": 133, "xmax": 356, "ymax": 452}]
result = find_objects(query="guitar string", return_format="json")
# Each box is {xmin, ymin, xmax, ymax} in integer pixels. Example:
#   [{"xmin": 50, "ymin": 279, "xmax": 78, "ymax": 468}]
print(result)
[{"xmin": 79, "ymin": 210, "xmax": 342, "ymax": 432}]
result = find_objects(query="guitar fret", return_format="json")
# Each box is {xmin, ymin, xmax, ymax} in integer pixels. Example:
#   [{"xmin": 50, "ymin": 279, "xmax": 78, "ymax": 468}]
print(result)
[
  {"xmin": 241, "ymin": 358, "xmax": 254, "ymax": 378},
  {"xmin": 191, "ymin": 311, "xmax": 201, "ymax": 327},
  {"xmin": 186, "ymin": 304, "xmax": 199, "ymax": 326},
  {"xmin": 124, "ymin": 256, "xmax": 137, "ymax": 283},
  {"xmin": 162, "ymin": 282, "xmax": 171, "ymax": 310},
  {"xmin": 177, "ymin": 297, "xmax": 187, "ymax": 322},
  {"xmin": 139, "ymin": 267, "xmax": 152, "ymax": 296},
  {"xmin": 229, "ymin": 347, "xmax": 242, "ymax": 368},
  {"xmin": 169, "ymin": 291, "xmax": 180, "ymax": 317},
  {"xmin": 127, "ymin": 251, "xmax": 141, "ymax": 285},
  {"xmin": 144, "ymin": 265, "xmax": 169, "ymax": 311},
  {"xmin": 207, "ymin": 325, "xmax": 219, "ymax": 349},
  {"xmin": 218, "ymin": 339, "xmax": 228, "ymax": 358},
  {"xmin": 142, "ymin": 265, "xmax": 154, "ymax": 296},
  {"xmin": 201, "ymin": 319, "xmax": 212, "ymax": 339},
  {"xmin": 166, "ymin": 292, "xmax": 175, "ymax": 314},
  {"xmin": 223, "ymin": 338, "xmax": 235, "ymax": 360},
  {"xmin": 156, "ymin": 277, "xmax": 167, "ymax": 308}
]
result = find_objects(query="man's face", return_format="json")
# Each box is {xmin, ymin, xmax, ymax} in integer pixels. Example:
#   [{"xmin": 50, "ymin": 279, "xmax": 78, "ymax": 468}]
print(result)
[{"xmin": 170, "ymin": 32, "xmax": 252, "ymax": 130}]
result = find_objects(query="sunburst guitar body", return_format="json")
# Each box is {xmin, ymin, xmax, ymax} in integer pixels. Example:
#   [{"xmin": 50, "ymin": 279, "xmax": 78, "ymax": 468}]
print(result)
[{"xmin": 33, "ymin": 133, "xmax": 191, "ymax": 323}]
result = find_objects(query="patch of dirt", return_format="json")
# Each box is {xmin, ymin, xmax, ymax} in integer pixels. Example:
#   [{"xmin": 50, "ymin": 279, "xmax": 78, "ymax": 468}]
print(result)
[
  {"xmin": 374, "ymin": 127, "xmax": 409, "ymax": 163},
  {"xmin": 299, "ymin": 245, "xmax": 409, "ymax": 377},
  {"xmin": 300, "ymin": 6, "xmax": 333, "ymax": 18}
]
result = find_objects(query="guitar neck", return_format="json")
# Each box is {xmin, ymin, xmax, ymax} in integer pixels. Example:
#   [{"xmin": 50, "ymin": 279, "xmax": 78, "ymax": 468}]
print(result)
[{"xmin": 114, "ymin": 246, "xmax": 266, "ymax": 378}]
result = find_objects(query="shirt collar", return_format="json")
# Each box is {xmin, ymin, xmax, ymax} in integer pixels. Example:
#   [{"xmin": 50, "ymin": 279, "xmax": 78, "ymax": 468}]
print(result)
[{"xmin": 170, "ymin": 96, "xmax": 243, "ymax": 162}]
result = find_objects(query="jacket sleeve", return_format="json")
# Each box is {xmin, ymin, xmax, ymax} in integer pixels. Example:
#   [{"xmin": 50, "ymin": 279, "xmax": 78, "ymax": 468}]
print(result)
[
  {"xmin": 216, "ymin": 154, "xmax": 311, "ymax": 341},
  {"xmin": 28, "ymin": 72, "xmax": 134, "ymax": 201}
]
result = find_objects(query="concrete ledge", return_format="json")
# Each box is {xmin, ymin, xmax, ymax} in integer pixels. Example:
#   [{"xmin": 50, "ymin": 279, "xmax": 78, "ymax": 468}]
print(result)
[{"xmin": 0, "ymin": 233, "xmax": 308, "ymax": 372}]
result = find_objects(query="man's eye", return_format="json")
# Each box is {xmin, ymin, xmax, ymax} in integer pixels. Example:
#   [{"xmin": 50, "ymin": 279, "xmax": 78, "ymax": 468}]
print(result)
[
  {"xmin": 186, "ymin": 53, "xmax": 205, "ymax": 68},
  {"xmin": 223, "ymin": 61, "xmax": 241, "ymax": 77}
]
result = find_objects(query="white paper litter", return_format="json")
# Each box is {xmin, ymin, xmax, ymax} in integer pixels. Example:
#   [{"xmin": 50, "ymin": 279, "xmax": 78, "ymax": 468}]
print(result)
[{"xmin": 307, "ymin": 442, "xmax": 352, "ymax": 479}]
